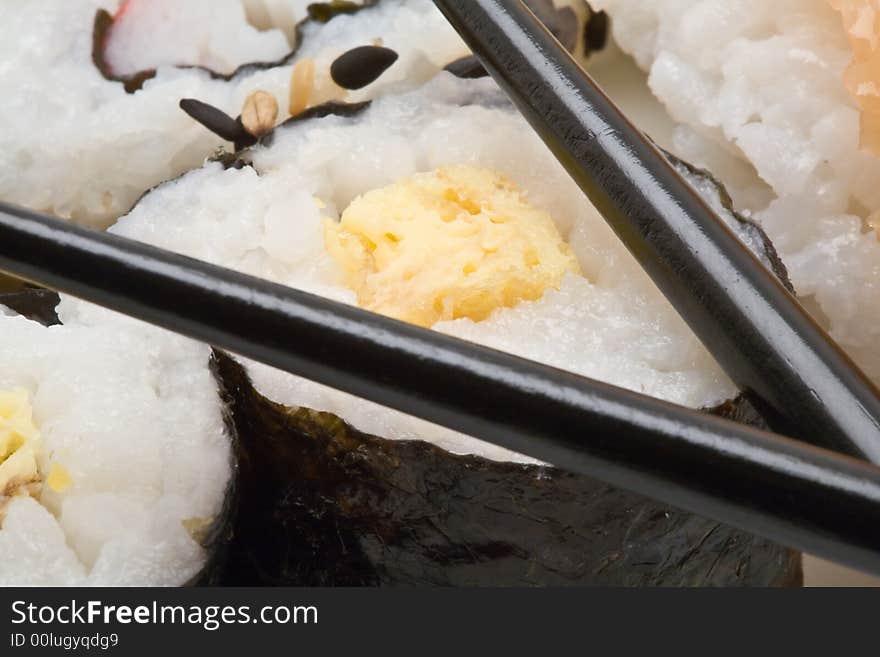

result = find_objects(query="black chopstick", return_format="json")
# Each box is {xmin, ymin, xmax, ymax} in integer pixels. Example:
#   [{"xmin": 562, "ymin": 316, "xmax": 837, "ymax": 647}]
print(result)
[
  {"xmin": 2, "ymin": 201, "xmax": 880, "ymax": 574},
  {"xmin": 431, "ymin": 0, "xmax": 880, "ymax": 463}
]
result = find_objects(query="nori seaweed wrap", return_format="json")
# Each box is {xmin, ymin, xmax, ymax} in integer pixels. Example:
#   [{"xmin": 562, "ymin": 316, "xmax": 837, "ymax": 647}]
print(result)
[{"xmin": 213, "ymin": 351, "xmax": 801, "ymax": 586}]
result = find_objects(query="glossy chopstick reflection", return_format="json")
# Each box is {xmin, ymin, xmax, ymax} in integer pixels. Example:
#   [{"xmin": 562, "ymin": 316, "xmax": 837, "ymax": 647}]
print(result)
[
  {"xmin": 1, "ymin": 200, "xmax": 880, "ymax": 574},
  {"xmin": 431, "ymin": 0, "xmax": 880, "ymax": 463}
]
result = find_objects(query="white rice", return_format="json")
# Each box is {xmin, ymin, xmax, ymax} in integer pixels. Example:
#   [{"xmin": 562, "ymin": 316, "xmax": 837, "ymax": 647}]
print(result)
[
  {"xmin": 62, "ymin": 76, "xmax": 754, "ymax": 463},
  {"xmin": 593, "ymin": 0, "xmax": 880, "ymax": 383},
  {"xmin": 0, "ymin": 311, "xmax": 229, "ymax": 585},
  {"xmin": 105, "ymin": 0, "xmax": 292, "ymax": 76}
]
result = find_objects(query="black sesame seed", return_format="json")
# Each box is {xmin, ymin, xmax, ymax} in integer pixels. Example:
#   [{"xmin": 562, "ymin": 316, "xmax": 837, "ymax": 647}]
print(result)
[
  {"xmin": 443, "ymin": 55, "xmax": 488, "ymax": 79},
  {"xmin": 179, "ymin": 98, "xmax": 248, "ymax": 143},
  {"xmin": 330, "ymin": 45, "xmax": 399, "ymax": 90}
]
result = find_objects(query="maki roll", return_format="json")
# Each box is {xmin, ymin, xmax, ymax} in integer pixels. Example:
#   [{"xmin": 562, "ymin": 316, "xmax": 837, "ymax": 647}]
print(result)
[
  {"xmin": 0, "ymin": 0, "xmax": 598, "ymax": 228},
  {"xmin": 96, "ymin": 77, "xmax": 745, "ymax": 443},
  {"xmin": 80, "ymin": 73, "xmax": 800, "ymax": 585},
  {"xmin": 0, "ymin": 293, "xmax": 232, "ymax": 585}
]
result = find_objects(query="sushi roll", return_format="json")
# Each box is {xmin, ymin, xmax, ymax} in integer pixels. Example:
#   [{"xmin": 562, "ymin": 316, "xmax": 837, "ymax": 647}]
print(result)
[
  {"xmin": 83, "ymin": 76, "xmax": 746, "ymax": 454},
  {"xmin": 71, "ymin": 73, "xmax": 800, "ymax": 585},
  {"xmin": 0, "ymin": 292, "xmax": 232, "ymax": 585},
  {"xmin": 0, "ymin": 0, "xmax": 598, "ymax": 228}
]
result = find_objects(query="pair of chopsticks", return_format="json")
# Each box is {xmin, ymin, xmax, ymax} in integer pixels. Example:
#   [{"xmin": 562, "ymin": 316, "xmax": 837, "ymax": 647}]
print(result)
[{"xmin": 0, "ymin": 0, "xmax": 879, "ymax": 574}]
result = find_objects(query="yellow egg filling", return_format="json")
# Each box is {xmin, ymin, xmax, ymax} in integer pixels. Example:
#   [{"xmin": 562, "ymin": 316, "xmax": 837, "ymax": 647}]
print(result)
[
  {"xmin": 325, "ymin": 165, "xmax": 581, "ymax": 327},
  {"xmin": 0, "ymin": 389, "xmax": 43, "ymax": 515},
  {"xmin": 46, "ymin": 462, "xmax": 73, "ymax": 493}
]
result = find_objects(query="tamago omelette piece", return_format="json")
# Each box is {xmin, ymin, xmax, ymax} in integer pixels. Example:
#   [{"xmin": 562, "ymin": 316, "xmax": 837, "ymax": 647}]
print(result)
[{"xmin": 325, "ymin": 166, "xmax": 581, "ymax": 327}]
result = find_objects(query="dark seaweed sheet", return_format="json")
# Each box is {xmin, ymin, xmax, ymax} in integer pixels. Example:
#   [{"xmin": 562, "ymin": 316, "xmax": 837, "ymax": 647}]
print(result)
[
  {"xmin": 0, "ymin": 287, "xmax": 60, "ymax": 326},
  {"xmin": 213, "ymin": 351, "xmax": 801, "ymax": 586}
]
